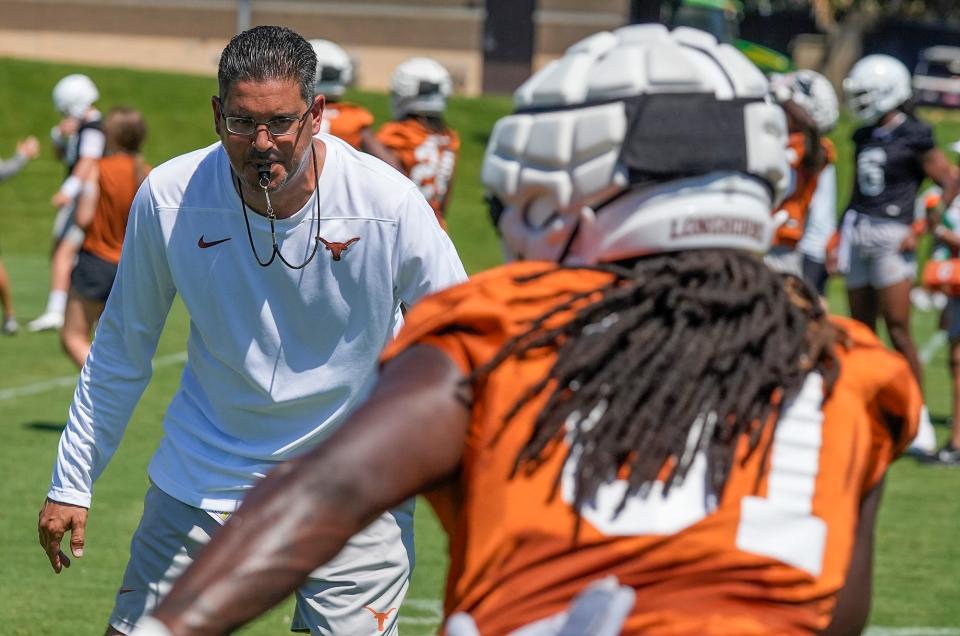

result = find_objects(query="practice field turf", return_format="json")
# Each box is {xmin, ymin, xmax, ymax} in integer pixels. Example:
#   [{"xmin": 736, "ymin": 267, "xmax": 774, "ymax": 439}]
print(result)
[{"xmin": 0, "ymin": 58, "xmax": 957, "ymax": 635}]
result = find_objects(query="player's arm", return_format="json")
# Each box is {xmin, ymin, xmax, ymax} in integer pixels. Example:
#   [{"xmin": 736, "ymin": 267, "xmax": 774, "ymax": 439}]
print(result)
[
  {"xmin": 923, "ymin": 147, "xmax": 960, "ymax": 209},
  {"xmin": 819, "ymin": 478, "xmax": 885, "ymax": 636},
  {"xmin": 146, "ymin": 345, "xmax": 471, "ymax": 636},
  {"xmin": 52, "ymin": 126, "xmax": 104, "ymax": 207},
  {"xmin": 361, "ymin": 127, "xmax": 404, "ymax": 172},
  {"xmin": 72, "ymin": 162, "xmax": 100, "ymax": 229}
]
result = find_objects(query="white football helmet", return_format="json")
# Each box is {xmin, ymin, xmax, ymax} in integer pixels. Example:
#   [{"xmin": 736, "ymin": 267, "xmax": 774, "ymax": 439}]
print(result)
[
  {"xmin": 843, "ymin": 55, "xmax": 912, "ymax": 125},
  {"xmin": 770, "ymin": 69, "xmax": 839, "ymax": 133},
  {"xmin": 481, "ymin": 25, "xmax": 789, "ymax": 264},
  {"xmin": 390, "ymin": 57, "xmax": 453, "ymax": 119},
  {"xmin": 52, "ymin": 74, "xmax": 99, "ymax": 118},
  {"xmin": 310, "ymin": 39, "xmax": 354, "ymax": 99}
]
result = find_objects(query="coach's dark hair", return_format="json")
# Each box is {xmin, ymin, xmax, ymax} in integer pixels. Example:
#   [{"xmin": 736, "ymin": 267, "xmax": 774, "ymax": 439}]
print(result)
[
  {"xmin": 218, "ymin": 26, "xmax": 317, "ymax": 104},
  {"xmin": 471, "ymin": 250, "xmax": 842, "ymax": 532}
]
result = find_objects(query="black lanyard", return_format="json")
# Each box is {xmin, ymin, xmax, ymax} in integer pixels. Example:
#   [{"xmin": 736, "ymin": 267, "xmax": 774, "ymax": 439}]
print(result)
[{"xmin": 236, "ymin": 143, "xmax": 322, "ymax": 269}]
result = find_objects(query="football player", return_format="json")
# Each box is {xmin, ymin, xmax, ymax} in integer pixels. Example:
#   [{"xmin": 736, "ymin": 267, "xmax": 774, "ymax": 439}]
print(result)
[
  {"xmin": 131, "ymin": 26, "xmax": 920, "ymax": 636},
  {"xmin": 0, "ymin": 135, "xmax": 40, "ymax": 334},
  {"xmin": 767, "ymin": 70, "xmax": 838, "ymax": 295},
  {"xmin": 29, "ymin": 74, "xmax": 104, "ymax": 332},
  {"xmin": 309, "ymin": 38, "xmax": 393, "ymax": 159},
  {"xmin": 376, "ymin": 57, "xmax": 460, "ymax": 228},
  {"xmin": 839, "ymin": 54, "xmax": 959, "ymax": 455}
]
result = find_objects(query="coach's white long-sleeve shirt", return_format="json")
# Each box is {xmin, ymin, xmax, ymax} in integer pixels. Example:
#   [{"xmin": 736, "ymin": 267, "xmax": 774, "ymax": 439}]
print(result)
[{"xmin": 48, "ymin": 135, "xmax": 467, "ymax": 511}]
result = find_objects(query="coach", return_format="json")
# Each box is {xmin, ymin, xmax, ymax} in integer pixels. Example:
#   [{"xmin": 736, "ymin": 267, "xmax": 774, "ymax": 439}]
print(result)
[{"xmin": 37, "ymin": 25, "xmax": 466, "ymax": 636}]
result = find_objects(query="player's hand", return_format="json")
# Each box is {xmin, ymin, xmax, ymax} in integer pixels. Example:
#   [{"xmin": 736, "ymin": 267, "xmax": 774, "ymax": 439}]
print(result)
[
  {"xmin": 16, "ymin": 136, "xmax": 39, "ymax": 160},
  {"xmin": 50, "ymin": 191, "xmax": 72, "ymax": 208},
  {"xmin": 38, "ymin": 498, "xmax": 88, "ymax": 574},
  {"xmin": 899, "ymin": 233, "xmax": 918, "ymax": 253},
  {"xmin": 57, "ymin": 117, "xmax": 80, "ymax": 137}
]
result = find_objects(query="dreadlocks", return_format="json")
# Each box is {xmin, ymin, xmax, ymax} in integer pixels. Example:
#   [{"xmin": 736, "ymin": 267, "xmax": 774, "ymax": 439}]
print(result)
[{"xmin": 472, "ymin": 249, "xmax": 842, "ymax": 524}]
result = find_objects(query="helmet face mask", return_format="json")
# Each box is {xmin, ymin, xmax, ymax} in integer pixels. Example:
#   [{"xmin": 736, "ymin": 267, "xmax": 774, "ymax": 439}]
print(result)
[
  {"xmin": 481, "ymin": 25, "xmax": 789, "ymax": 265},
  {"xmin": 843, "ymin": 55, "xmax": 912, "ymax": 126},
  {"xmin": 390, "ymin": 57, "xmax": 453, "ymax": 119},
  {"xmin": 309, "ymin": 39, "xmax": 354, "ymax": 98}
]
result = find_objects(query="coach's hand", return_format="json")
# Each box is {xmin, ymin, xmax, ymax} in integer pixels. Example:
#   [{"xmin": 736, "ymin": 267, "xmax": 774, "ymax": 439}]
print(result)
[{"xmin": 38, "ymin": 498, "xmax": 88, "ymax": 574}]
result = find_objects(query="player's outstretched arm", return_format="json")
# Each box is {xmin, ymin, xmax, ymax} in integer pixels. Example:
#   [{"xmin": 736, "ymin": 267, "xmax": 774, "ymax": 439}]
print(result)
[
  {"xmin": 147, "ymin": 345, "xmax": 471, "ymax": 636},
  {"xmin": 924, "ymin": 148, "xmax": 960, "ymax": 211}
]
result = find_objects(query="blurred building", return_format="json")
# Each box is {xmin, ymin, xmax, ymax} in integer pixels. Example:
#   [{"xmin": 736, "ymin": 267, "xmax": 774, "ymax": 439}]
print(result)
[{"xmin": 0, "ymin": 0, "xmax": 629, "ymax": 95}]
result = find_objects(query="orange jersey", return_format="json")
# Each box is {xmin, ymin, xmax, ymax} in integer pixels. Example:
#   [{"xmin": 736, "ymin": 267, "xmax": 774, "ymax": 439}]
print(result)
[
  {"xmin": 320, "ymin": 101, "xmax": 374, "ymax": 150},
  {"xmin": 382, "ymin": 261, "xmax": 919, "ymax": 636},
  {"xmin": 376, "ymin": 118, "xmax": 459, "ymax": 225},
  {"xmin": 775, "ymin": 135, "xmax": 837, "ymax": 248},
  {"xmin": 82, "ymin": 154, "xmax": 150, "ymax": 264}
]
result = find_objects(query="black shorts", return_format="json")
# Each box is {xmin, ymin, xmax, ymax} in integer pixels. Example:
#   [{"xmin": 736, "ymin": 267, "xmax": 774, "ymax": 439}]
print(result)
[
  {"xmin": 71, "ymin": 250, "xmax": 118, "ymax": 303},
  {"xmin": 802, "ymin": 255, "xmax": 828, "ymax": 297}
]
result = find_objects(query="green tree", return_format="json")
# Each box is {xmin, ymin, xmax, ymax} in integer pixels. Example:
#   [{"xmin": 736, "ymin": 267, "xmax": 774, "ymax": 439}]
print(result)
[{"xmin": 810, "ymin": 0, "xmax": 960, "ymax": 85}]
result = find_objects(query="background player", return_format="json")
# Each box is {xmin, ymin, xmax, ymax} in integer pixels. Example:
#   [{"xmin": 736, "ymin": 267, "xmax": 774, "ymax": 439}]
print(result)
[
  {"xmin": 29, "ymin": 74, "xmax": 105, "ymax": 332},
  {"xmin": 839, "ymin": 54, "xmax": 958, "ymax": 455},
  {"xmin": 376, "ymin": 57, "xmax": 459, "ymax": 228},
  {"xmin": 0, "ymin": 135, "xmax": 40, "ymax": 334},
  {"xmin": 309, "ymin": 37, "xmax": 395, "ymax": 160},
  {"xmin": 60, "ymin": 107, "xmax": 150, "ymax": 367},
  {"xmin": 767, "ymin": 69, "xmax": 839, "ymax": 294},
  {"xmin": 131, "ymin": 26, "xmax": 920, "ymax": 636}
]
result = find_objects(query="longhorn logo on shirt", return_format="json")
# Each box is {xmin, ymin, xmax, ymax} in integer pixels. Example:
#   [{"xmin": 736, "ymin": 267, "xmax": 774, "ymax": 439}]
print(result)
[
  {"xmin": 319, "ymin": 236, "xmax": 360, "ymax": 261},
  {"xmin": 363, "ymin": 606, "xmax": 396, "ymax": 631}
]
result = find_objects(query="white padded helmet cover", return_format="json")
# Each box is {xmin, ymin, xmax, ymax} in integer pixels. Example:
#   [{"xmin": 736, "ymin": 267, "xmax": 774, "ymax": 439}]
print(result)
[
  {"xmin": 390, "ymin": 57, "xmax": 453, "ymax": 118},
  {"xmin": 52, "ymin": 74, "xmax": 99, "ymax": 118},
  {"xmin": 770, "ymin": 69, "xmax": 839, "ymax": 133},
  {"xmin": 482, "ymin": 24, "xmax": 789, "ymax": 263},
  {"xmin": 843, "ymin": 55, "xmax": 912, "ymax": 126},
  {"xmin": 310, "ymin": 39, "xmax": 354, "ymax": 98}
]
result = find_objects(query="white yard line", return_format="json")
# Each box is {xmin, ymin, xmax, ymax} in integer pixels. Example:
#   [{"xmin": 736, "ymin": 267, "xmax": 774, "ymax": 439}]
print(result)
[
  {"xmin": 919, "ymin": 330, "xmax": 949, "ymax": 366},
  {"xmin": 0, "ymin": 351, "xmax": 186, "ymax": 402},
  {"xmin": 865, "ymin": 629, "xmax": 960, "ymax": 636},
  {"xmin": 399, "ymin": 616, "xmax": 442, "ymax": 625},
  {"xmin": 403, "ymin": 599, "xmax": 442, "ymax": 614}
]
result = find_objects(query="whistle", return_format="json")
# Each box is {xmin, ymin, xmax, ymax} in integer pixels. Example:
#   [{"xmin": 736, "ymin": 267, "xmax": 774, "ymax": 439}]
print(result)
[{"xmin": 258, "ymin": 168, "xmax": 271, "ymax": 190}]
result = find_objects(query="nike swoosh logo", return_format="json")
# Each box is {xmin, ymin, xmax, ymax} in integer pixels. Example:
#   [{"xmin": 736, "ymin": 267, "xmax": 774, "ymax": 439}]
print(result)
[{"xmin": 198, "ymin": 235, "xmax": 231, "ymax": 249}]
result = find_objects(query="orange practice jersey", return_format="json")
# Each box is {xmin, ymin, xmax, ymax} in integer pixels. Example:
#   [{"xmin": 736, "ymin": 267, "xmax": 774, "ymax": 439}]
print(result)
[
  {"xmin": 382, "ymin": 261, "xmax": 920, "ymax": 636},
  {"xmin": 775, "ymin": 135, "xmax": 837, "ymax": 248},
  {"xmin": 82, "ymin": 154, "xmax": 150, "ymax": 264},
  {"xmin": 320, "ymin": 101, "xmax": 374, "ymax": 150},
  {"xmin": 376, "ymin": 118, "xmax": 459, "ymax": 225}
]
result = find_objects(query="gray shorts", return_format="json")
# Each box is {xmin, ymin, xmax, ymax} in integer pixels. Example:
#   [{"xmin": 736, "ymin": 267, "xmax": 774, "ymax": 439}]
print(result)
[
  {"xmin": 841, "ymin": 213, "xmax": 916, "ymax": 290},
  {"xmin": 764, "ymin": 246, "xmax": 803, "ymax": 278},
  {"xmin": 108, "ymin": 485, "xmax": 414, "ymax": 635}
]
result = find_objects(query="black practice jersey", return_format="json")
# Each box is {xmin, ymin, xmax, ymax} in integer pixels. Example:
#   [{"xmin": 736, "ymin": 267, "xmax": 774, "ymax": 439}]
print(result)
[
  {"xmin": 848, "ymin": 116, "xmax": 935, "ymax": 225},
  {"xmin": 63, "ymin": 117, "xmax": 104, "ymax": 177}
]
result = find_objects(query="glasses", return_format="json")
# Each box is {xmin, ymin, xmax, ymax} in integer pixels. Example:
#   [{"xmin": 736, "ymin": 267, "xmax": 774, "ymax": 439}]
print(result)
[{"xmin": 221, "ymin": 108, "xmax": 310, "ymax": 137}]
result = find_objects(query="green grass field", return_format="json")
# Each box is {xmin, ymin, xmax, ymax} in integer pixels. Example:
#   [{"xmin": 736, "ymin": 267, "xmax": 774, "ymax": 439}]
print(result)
[{"xmin": 0, "ymin": 57, "xmax": 957, "ymax": 635}]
